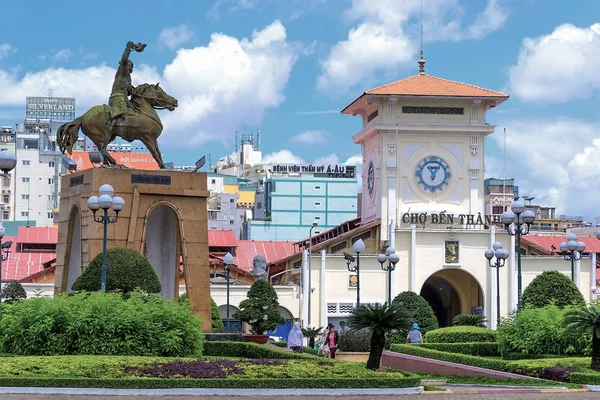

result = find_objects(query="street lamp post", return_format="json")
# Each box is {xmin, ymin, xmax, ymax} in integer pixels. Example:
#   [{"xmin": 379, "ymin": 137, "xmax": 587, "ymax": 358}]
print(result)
[
  {"xmin": 500, "ymin": 200, "xmax": 535, "ymax": 310},
  {"xmin": 484, "ymin": 242, "xmax": 509, "ymax": 326},
  {"xmin": 223, "ymin": 252, "xmax": 234, "ymax": 332},
  {"xmin": 0, "ymin": 150, "xmax": 17, "ymax": 304},
  {"xmin": 307, "ymin": 222, "xmax": 318, "ymax": 327},
  {"xmin": 344, "ymin": 239, "xmax": 365, "ymax": 307},
  {"xmin": 87, "ymin": 184, "xmax": 125, "ymax": 293},
  {"xmin": 377, "ymin": 247, "xmax": 400, "ymax": 305},
  {"xmin": 559, "ymin": 233, "xmax": 586, "ymax": 282}
]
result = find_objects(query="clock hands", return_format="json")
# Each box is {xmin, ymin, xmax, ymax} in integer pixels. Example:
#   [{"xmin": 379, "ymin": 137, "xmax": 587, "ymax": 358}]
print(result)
[{"xmin": 427, "ymin": 164, "xmax": 441, "ymax": 180}]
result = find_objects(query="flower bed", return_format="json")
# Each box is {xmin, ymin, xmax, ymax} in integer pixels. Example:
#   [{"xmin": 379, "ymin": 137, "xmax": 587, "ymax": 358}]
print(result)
[{"xmin": 0, "ymin": 355, "xmax": 421, "ymax": 389}]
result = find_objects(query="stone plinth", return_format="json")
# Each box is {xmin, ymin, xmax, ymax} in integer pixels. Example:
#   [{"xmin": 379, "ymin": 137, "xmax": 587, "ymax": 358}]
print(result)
[{"xmin": 54, "ymin": 167, "xmax": 212, "ymax": 332}]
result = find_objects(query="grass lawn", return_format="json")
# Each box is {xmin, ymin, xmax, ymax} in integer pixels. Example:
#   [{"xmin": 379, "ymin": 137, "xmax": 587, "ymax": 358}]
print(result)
[{"xmin": 0, "ymin": 355, "xmax": 421, "ymax": 389}]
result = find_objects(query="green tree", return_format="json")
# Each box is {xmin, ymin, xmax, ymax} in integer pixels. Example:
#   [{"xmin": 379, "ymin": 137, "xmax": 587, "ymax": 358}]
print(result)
[
  {"xmin": 392, "ymin": 291, "xmax": 438, "ymax": 334},
  {"xmin": 522, "ymin": 270, "xmax": 584, "ymax": 309},
  {"xmin": 452, "ymin": 314, "xmax": 488, "ymax": 327},
  {"xmin": 563, "ymin": 301, "xmax": 600, "ymax": 371},
  {"xmin": 233, "ymin": 280, "xmax": 284, "ymax": 334},
  {"xmin": 1, "ymin": 280, "xmax": 27, "ymax": 303},
  {"xmin": 71, "ymin": 247, "xmax": 161, "ymax": 294},
  {"xmin": 348, "ymin": 302, "xmax": 411, "ymax": 370},
  {"xmin": 301, "ymin": 326, "xmax": 323, "ymax": 349}
]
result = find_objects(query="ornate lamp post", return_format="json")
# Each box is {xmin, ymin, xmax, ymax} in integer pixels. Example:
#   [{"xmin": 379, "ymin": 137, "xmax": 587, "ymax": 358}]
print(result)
[
  {"xmin": 223, "ymin": 252, "xmax": 234, "ymax": 331},
  {"xmin": 87, "ymin": 184, "xmax": 125, "ymax": 293},
  {"xmin": 500, "ymin": 200, "xmax": 535, "ymax": 310},
  {"xmin": 377, "ymin": 247, "xmax": 399, "ymax": 305},
  {"xmin": 484, "ymin": 242, "xmax": 509, "ymax": 326},
  {"xmin": 344, "ymin": 239, "xmax": 365, "ymax": 307},
  {"xmin": 559, "ymin": 233, "xmax": 586, "ymax": 282},
  {"xmin": 0, "ymin": 150, "xmax": 16, "ymax": 303},
  {"xmin": 307, "ymin": 222, "xmax": 318, "ymax": 327}
]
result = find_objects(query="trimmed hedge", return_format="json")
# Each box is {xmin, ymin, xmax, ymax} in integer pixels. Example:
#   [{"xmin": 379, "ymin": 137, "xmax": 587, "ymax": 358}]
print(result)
[
  {"xmin": 424, "ymin": 326, "xmax": 497, "ymax": 343},
  {"xmin": 390, "ymin": 344, "xmax": 508, "ymax": 371},
  {"xmin": 571, "ymin": 372, "xmax": 600, "ymax": 384},
  {"xmin": 203, "ymin": 341, "xmax": 318, "ymax": 359},
  {"xmin": 418, "ymin": 342, "xmax": 499, "ymax": 357},
  {"xmin": 0, "ymin": 377, "xmax": 422, "ymax": 389},
  {"xmin": 501, "ymin": 352, "xmax": 567, "ymax": 361},
  {"xmin": 522, "ymin": 270, "xmax": 585, "ymax": 309}
]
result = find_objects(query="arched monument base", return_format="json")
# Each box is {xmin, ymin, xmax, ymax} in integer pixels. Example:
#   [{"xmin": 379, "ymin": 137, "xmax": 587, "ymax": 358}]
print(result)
[{"xmin": 54, "ymin": 167, "xmax": 212, "ymax": 332}]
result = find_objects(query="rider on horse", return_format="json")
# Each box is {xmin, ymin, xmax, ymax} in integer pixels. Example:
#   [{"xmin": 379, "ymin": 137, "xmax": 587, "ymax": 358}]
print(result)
[{"xmin": 108, "ymin": 41, "xmax": 146, "ymax": 126}]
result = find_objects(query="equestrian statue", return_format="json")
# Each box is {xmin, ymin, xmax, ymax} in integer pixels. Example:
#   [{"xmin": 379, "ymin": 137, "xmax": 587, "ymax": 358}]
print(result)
[{"xmin": 57, "ymin": 41, "xmax": 178, "ymax": 169}]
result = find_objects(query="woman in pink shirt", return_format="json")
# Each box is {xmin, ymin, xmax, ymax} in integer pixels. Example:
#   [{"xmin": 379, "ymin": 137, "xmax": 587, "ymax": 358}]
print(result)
[{"xmin": 323, "ymin": 324, "xmax": 339, "ymax": 359}]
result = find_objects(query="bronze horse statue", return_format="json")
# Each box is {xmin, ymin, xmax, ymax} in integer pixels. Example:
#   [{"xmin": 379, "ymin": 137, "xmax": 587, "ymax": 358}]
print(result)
[{"xmin": 57, "ymin": 83, "xmax": 178, "ymax": 169}]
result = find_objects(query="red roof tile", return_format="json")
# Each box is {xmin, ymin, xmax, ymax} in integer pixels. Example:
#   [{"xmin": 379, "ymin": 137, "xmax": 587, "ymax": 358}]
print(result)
[
  {"xmin": 232, "ymin": 241, "xmax": 296, "ymax": 273},
  {"xmin": 521, "ymin": 235, "xmax": 600, "ymax": 255},
  {"xmin": 16, "ymin": 226, "xmax": 58, "ymax": 244},
  {"xmin": 208, "ymin": 230, "xmax": 237, "ymax": 247},
  {"xmin": 2, "ymin": 236, "xmax": 56, "ymax": 281}
]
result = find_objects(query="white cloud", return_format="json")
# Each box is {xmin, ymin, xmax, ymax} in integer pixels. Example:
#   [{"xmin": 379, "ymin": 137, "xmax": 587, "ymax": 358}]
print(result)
[
  {"xmin": 158, "ymin": 25, "xmax": 194, "ymax": 49},
  {"xmin": 54, "ymin": 49, "xmax": 72, "ymax": 62},
  {"xmin": 208, "ymin": 0, "xmax": 259, "ymax": 20},
  {"xmin": 507, "ymin": 23, "xmax": 600, "ymax": 103},
  {"xmin": 0, "ymin": 43, "xmax": 15, "ymax": 59},
  {"xmin": 294, "ymin": 110, "xmax": 339, "ymax": 115},
  {"xmin": 486, "ymin": 118, "xmax": 600, "ymax": 221},
  {"xmin": 317, "ymin": 0, "xmax": 508, "ymax": 94},
  {"xmin": 263, "ymin": 150, "xmax": 306, "ymax": 164},
  {"xmin": 160, "ymin": 20, "xmax": 298, "ymax": 146},
  {"xmin": 289, "ymin": 130, "xmax": 327, "ymax": 145},
  {"xmin": 0, "ymin": 20, "xmax": 297, "ymax": 150},
  {"xmin": 0, "ymin": 64, "xmax": 160, "ymax": 109}
]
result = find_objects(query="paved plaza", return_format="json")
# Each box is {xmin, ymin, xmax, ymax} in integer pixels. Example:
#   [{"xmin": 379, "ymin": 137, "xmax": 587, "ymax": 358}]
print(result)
[{"xmin": 1, "ymin": 393, "xmax": 599, "ymax": 400}]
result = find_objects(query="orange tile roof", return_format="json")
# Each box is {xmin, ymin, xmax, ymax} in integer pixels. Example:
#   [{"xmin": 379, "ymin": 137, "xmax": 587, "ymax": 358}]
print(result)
[
  {"xmin": 208, "ymin": 230, "xmax": 238, "ymax": 247},
  {"xmin": 365, "ymin": 74, "xmax": 509, "ymax": 98}
]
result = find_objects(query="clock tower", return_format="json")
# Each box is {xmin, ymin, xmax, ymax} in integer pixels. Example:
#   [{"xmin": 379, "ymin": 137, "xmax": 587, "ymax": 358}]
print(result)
[{"xmin": 342, "ymin": 57, "xmax": 508, "ymax": 240}]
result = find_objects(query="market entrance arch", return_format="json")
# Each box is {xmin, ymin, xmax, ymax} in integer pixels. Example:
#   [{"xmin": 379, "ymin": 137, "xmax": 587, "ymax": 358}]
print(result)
[{"xmin": 420, "ymin": 269, "xmax": 484, "ymax": 327}]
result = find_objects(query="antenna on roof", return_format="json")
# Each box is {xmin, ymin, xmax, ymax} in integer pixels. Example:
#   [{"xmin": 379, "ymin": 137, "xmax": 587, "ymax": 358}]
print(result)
[{"xmin": 418, "ymin": 0, "xmax": 426, "ymax": 74}]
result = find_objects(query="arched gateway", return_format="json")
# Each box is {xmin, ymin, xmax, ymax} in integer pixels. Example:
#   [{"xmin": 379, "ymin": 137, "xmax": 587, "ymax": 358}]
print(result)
[{"xmin": 420, "ymin": 269, "xmax": 484, "ymax": 327}]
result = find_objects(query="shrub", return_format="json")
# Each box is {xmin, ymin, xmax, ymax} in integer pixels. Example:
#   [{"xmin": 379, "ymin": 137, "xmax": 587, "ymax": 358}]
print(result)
[
  {"xmin": 418, "ymin": 342, "xmax": 499, "ymax": 357},
  {"xmin": 497, "ymin": 305, "xmax": 590, "ymax": 357},
  {"xmin": 391, "ymin": 291, "xmax": 438, "ymax": 335},
  {"xmin": 0, "ymin": 291, "xmax": 202, "ymax": 357},
  {"xmin": 71, "ymin": 247, "xmax": 161, "ymax": 293},
  {"xmin": 540, "ymin": 365, "xmax": 578, "ymax": 382},
  {"xmin": 338, "ymin": 329, "xmax": 371, "ymax": 352},
  {"xmin": 452, "ymin": 314, "xmax": 487, "ymax": 327},
  {"xmin": 424, "ymin": 326, "xmax": 497, "ymax": 343},
  {"xmin": 233, "ymin": 280, "xmax": 284, "ymax": 334},
  {"xmin": 1, "ymin": 281, "xmax": 27, "ymax": 303},
  {"xmin": 178, "ymin": 293, "xmax": 225, "ymax": 333},
  {"xmin": 203, "ymin": 341, "xmax": 317, "ymax": 359},
  {"xmin": 522, "ymin": 271, "xmax": 584, "ymax": 309}
]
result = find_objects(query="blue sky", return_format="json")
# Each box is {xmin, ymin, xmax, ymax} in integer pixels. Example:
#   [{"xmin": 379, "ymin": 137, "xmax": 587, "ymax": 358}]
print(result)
[{"xmin": 1, "ymin": 0, "xmax": 600, "ymax": 219}]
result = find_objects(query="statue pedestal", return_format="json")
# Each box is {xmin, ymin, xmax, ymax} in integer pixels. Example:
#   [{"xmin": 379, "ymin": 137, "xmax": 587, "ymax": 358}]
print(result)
[{"xmin": 54, "ymin": 167, "xmax": 212, "ymax": 332}]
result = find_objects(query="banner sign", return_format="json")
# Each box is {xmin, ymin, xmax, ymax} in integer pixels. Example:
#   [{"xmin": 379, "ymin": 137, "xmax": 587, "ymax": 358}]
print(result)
[{"xmin": 26, "ymin": 97, "xmax": 76, "ymax": 121}]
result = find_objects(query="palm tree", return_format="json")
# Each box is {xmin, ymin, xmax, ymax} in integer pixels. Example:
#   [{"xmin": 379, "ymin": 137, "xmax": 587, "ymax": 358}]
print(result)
[
  {"xmin": 301, "ymin": 326, "xmax": 323, "ymax": 349},
  {"xmin": 452, "ymin": 314, "xmax": 488, "ymax": 327},
  {"xmin": 563, "ymin": 301, "xmax": 600, "ymax": 371},
  {"xmin": 348, "ymin": 302, "xmax": 411, "ymax": 370}
]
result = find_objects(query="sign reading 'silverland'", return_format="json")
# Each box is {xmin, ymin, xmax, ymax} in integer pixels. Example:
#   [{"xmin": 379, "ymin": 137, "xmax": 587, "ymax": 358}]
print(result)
[{"xmin": 26, "ymin": 97, "xmax": 76, "ymax": 121}]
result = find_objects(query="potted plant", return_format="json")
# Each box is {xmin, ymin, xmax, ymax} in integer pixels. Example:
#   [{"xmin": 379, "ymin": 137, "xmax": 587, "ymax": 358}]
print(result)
[{"xmin": 233, "ymin": 279, "xmax": 284, "ymax": 344}]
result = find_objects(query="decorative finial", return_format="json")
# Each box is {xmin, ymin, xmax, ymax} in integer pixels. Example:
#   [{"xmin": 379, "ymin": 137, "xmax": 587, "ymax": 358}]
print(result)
[
  {"xmin": 418, "ymin": 50, "xmax": 426, "ymax": 74},
  {"xmin": 418, "ymin": 0, "xmax": 426, "ymax": 74}
]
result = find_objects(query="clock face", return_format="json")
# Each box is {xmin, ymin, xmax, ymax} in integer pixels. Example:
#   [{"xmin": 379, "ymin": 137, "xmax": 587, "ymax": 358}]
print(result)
[
  {"xmin": 367, "ymin": 161, "xmax": 375, "ymax": 196},
  {"xmin": 415, "ymin": 156, "xmax": 451, "ymax": 193}
]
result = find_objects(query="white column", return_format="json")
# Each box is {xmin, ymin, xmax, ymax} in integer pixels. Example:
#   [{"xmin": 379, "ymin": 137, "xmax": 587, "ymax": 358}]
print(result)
[
  {"xmin": 301, "ymin": 249, "xmax": 308, "ymax": 327},
  {"xmin": 320, "ymin": 250, "xmax": 327, "ymax": 328},
  {"xmin": 410, "ymin": 224, "xmax": 417, "ymax": 292},
  {"xmin": 591, "ymin": 253, "xmax": 597, "ymax": 301},
  {"xmin": 387, "ymin": 158, "xmax": 397, "ymax": 301},
  {"xmin": 489, "ymin": 226, "xmax": 497, "ymax": 329},
  {"xmin": 469, "ymin": 161, "xmax": 481, "ymax": 215},
  {"xmin": 509, "ymin": 234, "xmax": 516, "ymax": 312},
  {"xmin": 575, "ymin": 256, "xmax": 581, "ymax": 290}
]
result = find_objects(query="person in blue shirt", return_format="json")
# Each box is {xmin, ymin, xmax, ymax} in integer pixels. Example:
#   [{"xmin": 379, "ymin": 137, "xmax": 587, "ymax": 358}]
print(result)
[{"xmin": 406, "ymin": 323, "xmax": 423, "ymax": 344}]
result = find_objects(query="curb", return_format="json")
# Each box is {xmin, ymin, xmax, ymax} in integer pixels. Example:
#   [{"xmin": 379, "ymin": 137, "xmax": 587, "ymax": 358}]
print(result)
[{"xmin": 0, "ymin": 386, "xmax": 424, "ymax": 396}]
